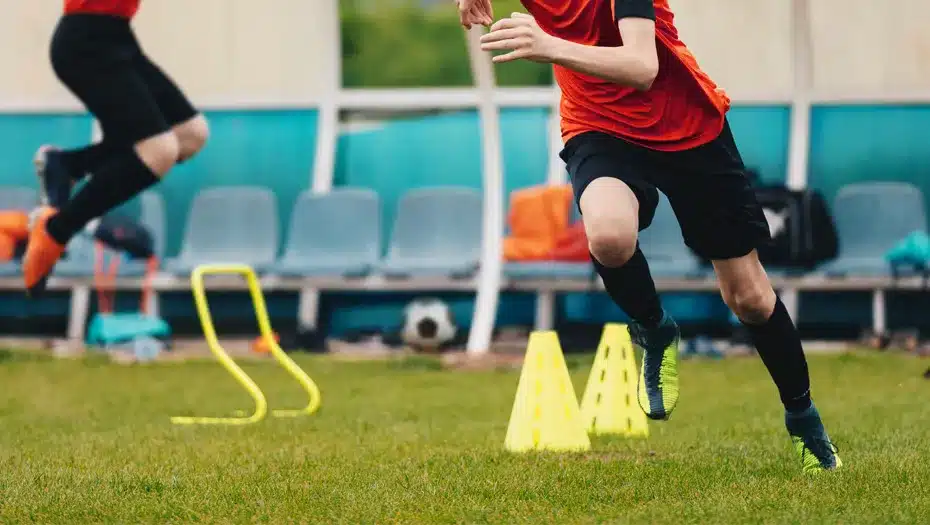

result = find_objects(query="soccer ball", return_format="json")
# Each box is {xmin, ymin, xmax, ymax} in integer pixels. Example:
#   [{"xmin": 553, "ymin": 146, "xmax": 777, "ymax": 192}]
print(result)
[{"xmin": 401, "ymin": 298, "xmax": 457, "ymax": 353}]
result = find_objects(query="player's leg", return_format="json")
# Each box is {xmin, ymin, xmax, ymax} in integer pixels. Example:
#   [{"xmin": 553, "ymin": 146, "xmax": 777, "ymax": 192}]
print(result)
[
  {"xmin": 659, "ymin": 120, "xmax": 840, "ymax": 472},
  {"xmin": 23, "ymin": 14, "xmax": 179, "ymax": 294},
  {"xmin": 562, "ymin": 132, "xmax": 680, "ymax": 420},
  {"xmin": 134, "ymin": 52, "xmax": 209, "ymax": 162}
]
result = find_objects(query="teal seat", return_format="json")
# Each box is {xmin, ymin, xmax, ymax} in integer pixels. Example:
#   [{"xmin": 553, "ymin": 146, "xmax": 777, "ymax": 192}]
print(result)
[
  {"xmin": 640, "ymin": 193, "xmax": 708, "ymax": 278},
  {"xmin": 505, "ymin": 261, "xmax": 592, "ymax": 280},
  {"xmin": 274, "ymin": 189, "xmax": 381, "ymax": 278},
  {"xmin": 166, "ymin": 187, "xmax": 279, "ymax": 274},
  {"xmin": 54, "ymin": 233, "xmax": 97, "ymax": 277},
  {"xmin": 378, "ymin": 188, "xmax": 483, "ymax": 278},
  {"xmin": 820, "ymin": 182, "xmax": 928, "ymax": 277}
]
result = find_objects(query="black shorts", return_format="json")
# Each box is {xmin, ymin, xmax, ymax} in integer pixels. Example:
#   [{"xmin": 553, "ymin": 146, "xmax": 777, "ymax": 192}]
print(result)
[
  {"xmin": 560, "ymin": 120, "xmax": 769, "ymax": 261},
  {"xmin": 50, "ymin": 14, "xmax": 199, "ymax": 146}
]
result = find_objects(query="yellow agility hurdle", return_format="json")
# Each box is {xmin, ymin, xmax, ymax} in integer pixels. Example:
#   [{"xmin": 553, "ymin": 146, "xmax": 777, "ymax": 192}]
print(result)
[{"xmin": 171, "ymin": 263, "xmax": 322, "ymax": 425}]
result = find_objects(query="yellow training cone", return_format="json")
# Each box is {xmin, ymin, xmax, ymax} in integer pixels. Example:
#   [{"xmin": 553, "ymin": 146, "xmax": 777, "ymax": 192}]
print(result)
[
  {"xmin": 504, "ymin": 331, "xmax": 591, "ymax": 453},
  {"xmin": 580, "ymin": 323, "xmax": 649, "ymax": 437}
]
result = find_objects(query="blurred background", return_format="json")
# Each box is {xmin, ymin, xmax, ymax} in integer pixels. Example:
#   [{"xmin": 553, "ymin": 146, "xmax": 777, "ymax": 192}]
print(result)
[{"xmin": 1, "ymin": 0, "xmax": 929, "ymax": 356}]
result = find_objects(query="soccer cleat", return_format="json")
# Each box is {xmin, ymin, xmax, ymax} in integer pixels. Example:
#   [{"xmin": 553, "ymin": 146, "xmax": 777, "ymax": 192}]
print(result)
[
  {"xmin": 22, "ymin": 206, "xmax": 66, "ymax": 297},
  {"xmin": 631, "ymin": 314, "xmax": 680, "ymax": 420},
  {"xmin": 34, "ymin": 145, "xmax": 75, "ymax": 209},
  {"xmin": 786, "ymin": 403, "xmax": 843, "ymax": 474}
]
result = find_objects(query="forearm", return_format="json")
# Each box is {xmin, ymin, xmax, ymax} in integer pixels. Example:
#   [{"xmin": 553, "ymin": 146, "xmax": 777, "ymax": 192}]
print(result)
[{"xmin": 548, "ymin": 38, "xmax": 657, "ymax": 91}]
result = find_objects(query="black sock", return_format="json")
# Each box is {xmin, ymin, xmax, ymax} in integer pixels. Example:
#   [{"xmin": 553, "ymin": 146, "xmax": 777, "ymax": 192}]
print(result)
[
  {"xmin": 592, "ymin": 246, "xmax": 665, "ymax": 328},
  {"xmin": 46, "ymin": 152, "xmax": 159, "ymax": 245},
  {"xmin": 57, "ymin": 143, "xmax": 115, "ymax": 180},
  {"xmin": 743, "ymin": 298, "xmax": 812, "ymax": 413}
]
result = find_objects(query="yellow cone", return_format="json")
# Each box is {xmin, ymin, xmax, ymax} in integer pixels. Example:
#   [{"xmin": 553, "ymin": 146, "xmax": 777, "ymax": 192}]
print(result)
[
  {"xmin": 579, "ymin": 323, "xmax": 649, "ymax": 437},
  {"xmin": 504, "ymin": 331, "xmax": 591, "ymax": 453}
]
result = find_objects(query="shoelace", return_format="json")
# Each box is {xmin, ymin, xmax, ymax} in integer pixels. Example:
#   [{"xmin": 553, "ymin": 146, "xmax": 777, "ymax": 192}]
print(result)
[{"xmin": 629, "ymin": 324, "xmax": 664, "ymax": 385}]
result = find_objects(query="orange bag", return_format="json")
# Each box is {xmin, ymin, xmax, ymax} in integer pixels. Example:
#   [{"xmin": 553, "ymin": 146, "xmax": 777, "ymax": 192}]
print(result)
[
  {"xmin": 0, "ymin": 211, "xmax": 29, "ymax": 242},
  {"xmin": 548, "ymin": 222, "xmax": 590, "ymax": 262},
  {"xmin": 503, "ymin": 184, "xmax": 573, "ymax": 261},
  {"xmin": 0, "ymin": 234, "xmax": 15, "ymax": 262}
]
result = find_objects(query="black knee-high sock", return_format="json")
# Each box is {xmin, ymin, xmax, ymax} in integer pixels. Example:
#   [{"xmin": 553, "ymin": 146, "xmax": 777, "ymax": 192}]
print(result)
[
  {"xmin": 57, "ymin": 142, "xmax": 115, "ymax": 180},
  {"xmin": 45, "ymin": 152, "xmax": 159, "ymax": 245},
  {"xmin": 592, "ymin": 246, "xmax": 665, "ymax": 328},
  {"xmin": 743, "ymin": 298, "xmax": 812, "ymax": 412}
]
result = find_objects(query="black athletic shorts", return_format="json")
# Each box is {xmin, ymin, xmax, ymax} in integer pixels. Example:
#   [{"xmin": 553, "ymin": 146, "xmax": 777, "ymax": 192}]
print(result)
[
  {"xmin": 560, "ymin": 120, "xmax": 770, "ymax": 261},
  {"xmin": 50, "ymin": 14, "xmax": 199, "ymax": 146}
]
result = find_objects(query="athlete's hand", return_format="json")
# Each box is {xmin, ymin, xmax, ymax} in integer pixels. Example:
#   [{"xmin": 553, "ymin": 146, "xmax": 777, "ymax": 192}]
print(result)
[
  {"xmin": 479, "ymin": 13, "xmax": 557, "ymax": 63},
  {"xmin": 457, "ymin": 0, "xmax": 493, "ymax": 29}
]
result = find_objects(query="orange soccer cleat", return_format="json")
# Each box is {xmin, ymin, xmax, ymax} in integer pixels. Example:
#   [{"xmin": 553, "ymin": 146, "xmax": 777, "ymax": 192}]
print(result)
[{"xmin": 23, "ymin": 206, "xmax": 66, "ymax": 296}]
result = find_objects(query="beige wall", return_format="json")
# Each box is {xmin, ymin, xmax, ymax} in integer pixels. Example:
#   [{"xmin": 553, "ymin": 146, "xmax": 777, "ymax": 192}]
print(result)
[
  {"xmin": 134, "ymin": 0, "xmax": 338, "ymax": 104},
  {"xmin": 810, "ymin": 0, "xmax": 930, "ymax": 93},
  {"xmin": 3, "ymin": 0, "xmax": 930, "ymax": 108},
  {"xmin": 671, "ymin": 0, "xmax": 794, "ymax": 100},
  {"xmin": 0, "ymin": 1, "xmax": 72, "ymax": 108},
  {"xmin": 0, "ymin": 0, "xmax": 338, "ymax": 109}
]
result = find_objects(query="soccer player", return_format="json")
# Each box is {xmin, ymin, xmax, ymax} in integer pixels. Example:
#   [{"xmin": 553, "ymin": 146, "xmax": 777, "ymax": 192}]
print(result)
[
  {"xmin": 24, "ymin": 0, "xmax": 208, "ymax": 294},
  {"xmin": 460, "ymin": 0, "xmax": 842, "ymax": 473}
]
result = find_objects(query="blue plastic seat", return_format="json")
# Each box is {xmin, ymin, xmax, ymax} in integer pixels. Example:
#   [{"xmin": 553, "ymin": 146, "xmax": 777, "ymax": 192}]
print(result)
[
  {"xmin": 505, "ymin": 261, "xmax": 593, "ymax": 280},
  {"xmin": 54, "ymin": 233, "xmax": 98, "ymax": 277},
  {"xmin": 274, "ymin": 189, "xmax": 381, "ymax": 277},
  {"xmin": 165, "ymin": 187, "xmax": 279, "ymax": 274},
  {"xmin": 0, "ymin": 186, "xmax": 37, "ymax": 212},
  {"xmin": 819, "ymin": 182, "xmax": 928, "ymax": 277},
  {"xmin": 639, "ymin": 193, "xmax": 707, "ymax": 278},
  {"xmin": 378, "ymin": 188, "xmax": 482, "ymax": 278}
]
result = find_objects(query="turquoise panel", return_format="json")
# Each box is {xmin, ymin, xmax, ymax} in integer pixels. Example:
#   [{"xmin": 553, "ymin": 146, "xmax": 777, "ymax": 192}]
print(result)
[{"xmin": 0, "ymin": 113, "xmax": 93, "ymax": 189}]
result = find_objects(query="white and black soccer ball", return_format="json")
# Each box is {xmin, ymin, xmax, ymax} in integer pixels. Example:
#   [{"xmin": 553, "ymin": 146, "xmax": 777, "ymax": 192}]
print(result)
[{"xmin": 401, "ymin": 298, "xmax": 457, "ymax": 353}]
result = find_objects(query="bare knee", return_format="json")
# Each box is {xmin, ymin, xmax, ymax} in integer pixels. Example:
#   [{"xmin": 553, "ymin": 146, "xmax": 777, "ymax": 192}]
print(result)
[
  {"xmin": 580, "ymin": 178, "xmax": 640, "ymax": 267},
  {"xmin": 722, "ymin": 284, "xmax": 775, "ymax": 324},
  {"xmin": 588, "ymin": 227, "xmax": 637, "ymax": 267},
  {"xmin": 714, "ymin": 252, "xmax": 777, "ymax": 323},
  {"xmin": 173, "ymin": 115, "xmax": 209, "ymax": 161},
  {"xmin": 134, "ymin": 132, "xmax": 180, "ymax": 177}
]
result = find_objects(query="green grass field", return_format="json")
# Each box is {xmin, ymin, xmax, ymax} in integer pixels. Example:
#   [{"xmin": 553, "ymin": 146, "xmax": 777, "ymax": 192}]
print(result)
[{"xmin": 1, "ymin": 349, "xmax": 928, "ymax": 524}]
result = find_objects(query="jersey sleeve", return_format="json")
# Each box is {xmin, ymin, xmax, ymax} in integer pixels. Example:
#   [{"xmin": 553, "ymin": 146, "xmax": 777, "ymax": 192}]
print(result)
[{"xmin": 613, "ymin": 0, "xmax": 656, "ymax": 21}]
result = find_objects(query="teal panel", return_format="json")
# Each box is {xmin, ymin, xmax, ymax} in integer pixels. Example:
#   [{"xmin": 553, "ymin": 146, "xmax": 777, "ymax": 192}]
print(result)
[
  {"xmin": 0, "ymin": 113, "xmax": 93, "ymax": 189},
  {"xmin": 156, "ymin": 110, "xmax": 318, "ymax": 255},
  {"xmin": 727, "ymin": 105, "xmax": 791, "ymax": 184},
  {"xmin": 335, "ymin": 108, "xmax": 550, "ymax": 244},
  {"xmin": 809, "ymin": 105, "xmax": 930, "ymax": 214}
]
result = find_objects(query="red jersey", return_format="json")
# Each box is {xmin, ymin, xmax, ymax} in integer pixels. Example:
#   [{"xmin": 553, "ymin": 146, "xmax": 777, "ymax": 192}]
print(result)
[
  {"xmin": 64, "ymin": 0, "xmax": 140, "ymax": 19},
  {"xmin": 522, "ymin": 0, "xmax": 730, "ymax": 151}
]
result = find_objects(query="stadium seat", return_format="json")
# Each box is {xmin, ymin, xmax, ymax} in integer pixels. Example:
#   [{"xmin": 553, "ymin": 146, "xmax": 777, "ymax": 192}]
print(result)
[
  {"xmin": 819, "ymin": 182, "xmax": 928, "ymax": 276},
  {"xmin": 273, "ymin": 189, "xmax": 381, "ymax": 277},
  {"xmin": 53, "ymin": 233, "xmax": 97, "ymax": 277},
  {"xmin": 378, "ymin": 187, "xmax": 482, "ymax": 278},
  {"xmin": 0, "ymin": 186, "xmax": 37, "ymax": 212},
  {"xmin": 166, "ymin": 187, "xmax": 279, "ymax": 274},
  {"xmin": 504, "ymin": 261, "xmax": 593, "ymax": 280},
  {"xmin": 639, "ymin": 193, "xmax": 707, "ymax": 278}
]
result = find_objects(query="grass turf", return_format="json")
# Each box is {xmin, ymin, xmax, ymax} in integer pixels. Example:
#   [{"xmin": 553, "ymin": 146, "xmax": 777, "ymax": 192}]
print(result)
[{"xmin": 0, "ymin": 349, "xmax": 927, "ymax": 524}]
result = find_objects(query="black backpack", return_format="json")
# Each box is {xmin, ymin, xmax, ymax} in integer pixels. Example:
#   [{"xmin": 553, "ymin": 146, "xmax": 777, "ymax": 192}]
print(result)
[{"xmin": 753, "ymin": 184, "xmax": 838, "ymax": 269}]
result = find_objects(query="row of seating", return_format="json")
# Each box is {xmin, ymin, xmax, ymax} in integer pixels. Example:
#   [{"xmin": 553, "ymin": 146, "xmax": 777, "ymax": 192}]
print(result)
[{"xmin": 0, "ymin": 181, "xmax": 926, "ymax": 280}]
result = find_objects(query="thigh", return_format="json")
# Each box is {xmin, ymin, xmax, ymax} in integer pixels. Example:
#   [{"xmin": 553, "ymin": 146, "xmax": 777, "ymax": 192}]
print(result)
[
  {"xmin": 134, "ymin": 53, "xmax": 199, "ymax": 127},
  {"xmin": 652, "ymin": 120, "xmax": 770, "ymax": 261},
  {"xmin": 561, "ymin": 131, "xmax": 660, "ymax": 232},
  {"xmin": 51, "ymin": 16, "xmax": 169, "ymax": 146}
]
